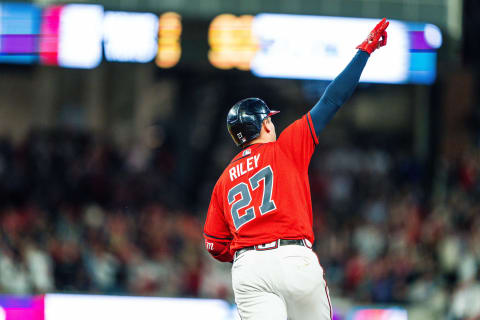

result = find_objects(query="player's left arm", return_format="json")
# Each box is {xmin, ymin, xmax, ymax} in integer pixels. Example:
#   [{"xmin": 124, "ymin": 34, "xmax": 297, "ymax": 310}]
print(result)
[
  {"xmin": 203, "ymin": 236, "xmax": 234, "ymax": 262},
  {"xmin": 309, "ymin": 18, "xmax": 389, "ymax": 137}
]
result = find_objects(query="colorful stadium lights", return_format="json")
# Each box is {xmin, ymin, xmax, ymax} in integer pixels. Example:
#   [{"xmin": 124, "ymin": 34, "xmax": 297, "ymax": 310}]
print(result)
[
  {"xmin": 40, "ymin": 3, "xmax": 103, "ymax": 68},
  {"xmin": 103, "ymin": 11, "xmax": 158, "ymax": 63},
  {"xmin": 208, "ymin": 14, "xmax": 258, "ymax": 70},
  {"xmin": 58, "ymin": 4, "xmax": 103, "ymax": 68},
  {"xmin": 3, "ymin": 2, "xmax": 162, "ymax": 68},
  {"xmin": 424, "ymin": 24, "xmax": 442, "ymax": 49},
  {"xmin": 39, "ymin": 5, "xmax": 62, "ymax": 66},
  {"xmin": 0, "ymin": 2, "xmax": 41, "ymax": 64},
  {"xmin": 155, "ymin": 12, "xmax": 182, "ymax": 68}
]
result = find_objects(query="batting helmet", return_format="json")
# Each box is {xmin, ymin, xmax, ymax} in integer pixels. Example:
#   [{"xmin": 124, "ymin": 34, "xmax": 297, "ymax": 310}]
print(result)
[{"xmin": 226, "ymin": 98, "xmax": 280, "ymax": 147}]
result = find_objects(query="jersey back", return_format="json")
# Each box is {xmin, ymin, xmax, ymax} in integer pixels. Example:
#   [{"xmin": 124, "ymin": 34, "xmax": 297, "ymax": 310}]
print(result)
[{"xmin": 204, "ymin": 113, "xmax": 319, "ymax": 251}]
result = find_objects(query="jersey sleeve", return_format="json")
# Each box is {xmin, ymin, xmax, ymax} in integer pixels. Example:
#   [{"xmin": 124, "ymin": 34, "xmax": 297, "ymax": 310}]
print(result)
[
  {"xmin": 203, "ymin": 184, "xmax": 234, "ymax": 262},
  {"xmin": 309, "ymin": 50, "xmax": 369, "ymax": 136},
  {"xmin": 276, "ymin": 112, "xmax": 318, "ymax": 170}
]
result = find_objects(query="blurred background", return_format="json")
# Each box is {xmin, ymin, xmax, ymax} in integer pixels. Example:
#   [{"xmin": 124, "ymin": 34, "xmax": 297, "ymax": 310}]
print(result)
[{"xmin": 0, "ymin": 0, "xmax": 478, "ymax": 319}]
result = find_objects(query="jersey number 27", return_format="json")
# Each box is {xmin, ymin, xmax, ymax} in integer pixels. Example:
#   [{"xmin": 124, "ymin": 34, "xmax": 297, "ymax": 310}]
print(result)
[{"xmin": 227, "ymin": 166, "xmax": 276, "ymax": 230}]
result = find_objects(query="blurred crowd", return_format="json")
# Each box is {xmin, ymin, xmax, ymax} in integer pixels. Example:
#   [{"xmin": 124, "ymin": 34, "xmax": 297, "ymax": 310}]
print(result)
[
  {"xmin": 310, "ymin": 143, "xmax": 479, "ymax": 319},
  {"xmin": 0, "ymin": 129, "xmax": 205, "ymax": 298},
  {"xmin": 0, "ymin": 128, "xmax": 479, "ymax": 318}
]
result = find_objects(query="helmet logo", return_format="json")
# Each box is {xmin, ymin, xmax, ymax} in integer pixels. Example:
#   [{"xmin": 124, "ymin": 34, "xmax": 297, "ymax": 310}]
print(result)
[{"xmin": 237, "ymin": 132, "xmax": 243, "ymax": 139}]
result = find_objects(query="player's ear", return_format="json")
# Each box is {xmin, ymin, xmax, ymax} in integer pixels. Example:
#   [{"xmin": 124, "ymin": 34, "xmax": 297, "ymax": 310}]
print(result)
[{"xmin": 263, "ymin": 118, "xmax": 271, "ymax": 133}]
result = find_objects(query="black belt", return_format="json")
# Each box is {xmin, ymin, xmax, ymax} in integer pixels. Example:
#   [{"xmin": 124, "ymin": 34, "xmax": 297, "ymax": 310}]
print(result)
[{"xmin": 234, "ymin": 239, "xmax": 306, "ymax": 259}]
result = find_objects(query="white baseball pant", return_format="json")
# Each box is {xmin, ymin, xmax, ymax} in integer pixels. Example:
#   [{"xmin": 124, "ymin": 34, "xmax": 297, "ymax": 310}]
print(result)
[{"xmin": 232, "ymin": 243, "xmax": 332, "ymax": 320}]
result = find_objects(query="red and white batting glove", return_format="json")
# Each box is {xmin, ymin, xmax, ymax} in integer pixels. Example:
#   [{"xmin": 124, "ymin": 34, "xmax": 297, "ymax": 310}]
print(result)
[{"xmin": 356, "ymin": 17, "xmax": 389, "ymax": 54}]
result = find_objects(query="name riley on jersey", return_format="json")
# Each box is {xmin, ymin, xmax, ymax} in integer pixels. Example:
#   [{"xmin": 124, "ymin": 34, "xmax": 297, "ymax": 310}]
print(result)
[{"xmin": 229, "ymin": 154, "xmax": 260, "ymax": 181}]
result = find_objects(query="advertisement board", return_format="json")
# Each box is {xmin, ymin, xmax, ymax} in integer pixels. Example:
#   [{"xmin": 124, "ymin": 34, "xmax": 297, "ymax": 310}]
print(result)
[{"xmin": 44, "ymin": 294, "xmax": 234, "ymax": 320}]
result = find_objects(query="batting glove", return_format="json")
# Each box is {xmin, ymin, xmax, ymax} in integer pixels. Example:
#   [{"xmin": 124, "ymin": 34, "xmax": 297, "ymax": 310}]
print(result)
[{"xmin": 356, "ymin": 17, "xmax": 389, "ymax": 54}]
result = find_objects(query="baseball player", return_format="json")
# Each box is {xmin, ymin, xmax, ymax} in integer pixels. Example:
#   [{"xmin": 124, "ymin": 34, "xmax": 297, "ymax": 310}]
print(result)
[{"xmin": 204, "ymin": 18, "xmax": 389, "ymax": 320}]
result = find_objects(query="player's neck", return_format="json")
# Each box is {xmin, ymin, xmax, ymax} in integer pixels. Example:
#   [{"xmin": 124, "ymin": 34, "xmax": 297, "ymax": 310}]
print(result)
[{"xmin": 246, "ymin": 136, "xmax": 271, "ymax": 146}]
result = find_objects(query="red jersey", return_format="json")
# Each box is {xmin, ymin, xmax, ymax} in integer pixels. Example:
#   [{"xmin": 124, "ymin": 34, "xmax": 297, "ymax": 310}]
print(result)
[{"xmin": 204, "ymin": 113, "xmax": 319, "ymax": 261}]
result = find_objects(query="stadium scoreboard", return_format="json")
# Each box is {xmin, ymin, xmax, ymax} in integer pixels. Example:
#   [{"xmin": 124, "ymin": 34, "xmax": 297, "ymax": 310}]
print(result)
[{"xmin": 0, "ymin": 2, "xmax": 442, "ymax": 84}]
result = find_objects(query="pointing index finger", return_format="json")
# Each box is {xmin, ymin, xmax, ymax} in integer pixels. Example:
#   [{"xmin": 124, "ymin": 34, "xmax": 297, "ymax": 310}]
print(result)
[
  {"xmin": 378, "ymin": 19, "xmax": 389, "ymax": 33},
  {"xmin": 374, "ymin": 17, "xmax": 386, "ymax": 30}
]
